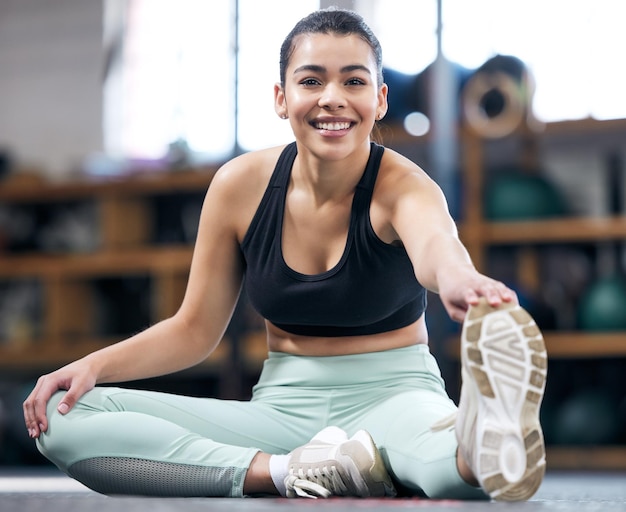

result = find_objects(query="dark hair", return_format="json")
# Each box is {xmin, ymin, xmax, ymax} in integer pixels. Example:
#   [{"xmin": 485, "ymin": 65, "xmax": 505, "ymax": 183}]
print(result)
[{"xmin": 279, "ymin": 8, "xmax": 384, "ymax": 89}]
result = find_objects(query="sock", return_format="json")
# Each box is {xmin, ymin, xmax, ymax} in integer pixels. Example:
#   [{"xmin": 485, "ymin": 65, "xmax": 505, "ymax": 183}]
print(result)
[{"xmin": 269, "ymin": 454, "xmax": 290, "ymax": 496}]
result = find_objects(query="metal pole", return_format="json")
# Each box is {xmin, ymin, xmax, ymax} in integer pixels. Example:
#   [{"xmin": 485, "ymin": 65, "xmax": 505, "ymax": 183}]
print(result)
[
  {"xmin": 430, "ymin": 0, "xmax": 459, "ymax": 216},
  {"xmin": 233, "ymin": 0, "xmax": 242, "ymax": 157}
]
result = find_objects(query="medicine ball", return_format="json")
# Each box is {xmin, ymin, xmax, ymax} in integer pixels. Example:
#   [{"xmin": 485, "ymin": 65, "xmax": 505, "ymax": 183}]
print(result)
[
  {"xmin": 578, "ymin": 275, "xmax": 626, "ymax": 331},
  {"xmin": 553, "ymin": 390, "xmax": 620, "ymax": 445},
  {"xmin": 484, "ymin": 170, "xmax": 567, "ymax": 221}
]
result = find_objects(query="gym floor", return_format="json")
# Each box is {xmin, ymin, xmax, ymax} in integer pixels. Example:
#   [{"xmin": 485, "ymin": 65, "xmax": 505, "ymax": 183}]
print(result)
[{"xmin": 0, "ymin": 468, "xmax": 624, "ymax": 512}]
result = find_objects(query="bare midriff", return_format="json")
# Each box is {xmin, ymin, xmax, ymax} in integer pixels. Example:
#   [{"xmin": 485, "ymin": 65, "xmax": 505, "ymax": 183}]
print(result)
[{"xmin": 266, "ymin": 314, "xmax": 428, "ymax": 356}]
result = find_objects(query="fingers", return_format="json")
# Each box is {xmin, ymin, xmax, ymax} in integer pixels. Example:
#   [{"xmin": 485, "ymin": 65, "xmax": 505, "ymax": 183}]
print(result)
[
  {"xmin": 23, "ymin": 375, "xmax": 52, "ymax": 439},
  {"xmin": 447, "ymin": 305, "xmax": 468, "ymax": 324},
  {"xmin": 23, "ymin": 363, "xmax": 96, "ymax": 440},
  {"xmin": 55, "ymin": 389, "xmax": 80, "ymax": 416},
  {"xmin": 443, "ymin": 278, "xmax": 518, "ymax": 323},
  {"xmin": 23, "ymin": 374, "xmax": 74, "ymax": 439},
  {"xmin": 467, "ymin": 278, "xmax": 517, "ymax": 306}
]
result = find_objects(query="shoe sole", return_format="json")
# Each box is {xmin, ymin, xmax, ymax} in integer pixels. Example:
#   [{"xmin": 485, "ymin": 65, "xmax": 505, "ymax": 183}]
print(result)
[
  {"xmin": 340, "ymin": 431, "xmax": 396, "ymax": 498},
  {"xmin": 462, "ymin": 298, "xmax": 547, "ymax": 501}
]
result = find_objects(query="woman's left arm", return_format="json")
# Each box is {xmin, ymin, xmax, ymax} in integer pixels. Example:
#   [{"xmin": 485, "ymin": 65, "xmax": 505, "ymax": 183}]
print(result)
[{"xmin": 388, "ymin": 158, "xmax": 516, "ymax": 322}]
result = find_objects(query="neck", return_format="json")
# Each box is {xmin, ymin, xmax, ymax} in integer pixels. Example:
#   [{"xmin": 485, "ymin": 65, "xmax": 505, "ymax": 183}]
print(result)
[{"xmin": 292, "ymin": 141, "xmax": 371, "ymax": 202}]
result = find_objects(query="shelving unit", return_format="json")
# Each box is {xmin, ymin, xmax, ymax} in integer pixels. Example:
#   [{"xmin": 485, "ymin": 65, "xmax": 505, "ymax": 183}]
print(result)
[
  {"xmin": 459, "ymin": 118, "xmax": 626, "ymax": 354},
  {"xmin": 0, "ymin": 169, "xmax": 224, "ymax": 375},
  {"xmin": 456, "ymin": 117, "xmax": 626, "ymax": 470}
]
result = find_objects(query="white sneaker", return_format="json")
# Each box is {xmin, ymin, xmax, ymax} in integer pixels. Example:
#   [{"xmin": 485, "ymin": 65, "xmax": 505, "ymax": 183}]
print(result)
[
  {"xmin": 457, "ymin": 298, "xmax": 547, "ymax": 501},
  {"xmin": 285, "ymin": 426, "xmax": 396, "ymax": 499}
]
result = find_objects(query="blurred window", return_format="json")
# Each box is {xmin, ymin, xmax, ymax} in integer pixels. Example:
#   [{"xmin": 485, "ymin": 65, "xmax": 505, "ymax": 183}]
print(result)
[
  {"xmin": 104, "ymin": 0, "xmax": 316, "ymax": 162},
  {"xmin": 104, "ymin": 0, "xmax": 626, "ymax": 162},
  {"xmin": 442, "ymin": 0, "xmax": 626, "ymax": 122}
]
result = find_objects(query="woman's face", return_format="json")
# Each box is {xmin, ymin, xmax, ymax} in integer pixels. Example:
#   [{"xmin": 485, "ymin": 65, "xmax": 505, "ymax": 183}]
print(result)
[{"xmin": 275, "ymin": 33, "xmax": 387, "ymax": 160}]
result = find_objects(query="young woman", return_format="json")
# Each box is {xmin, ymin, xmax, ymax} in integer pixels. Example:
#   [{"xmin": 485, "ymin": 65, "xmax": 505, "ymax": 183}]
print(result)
[{"xmin": 23, "ymin": 8, "xmax": 546, "ymax": 501}]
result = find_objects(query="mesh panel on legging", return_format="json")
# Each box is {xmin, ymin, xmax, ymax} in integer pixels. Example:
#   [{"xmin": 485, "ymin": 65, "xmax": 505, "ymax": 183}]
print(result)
[{"xmin": 68, "ymin": 457, "xmax": 237, "ymax": 497}]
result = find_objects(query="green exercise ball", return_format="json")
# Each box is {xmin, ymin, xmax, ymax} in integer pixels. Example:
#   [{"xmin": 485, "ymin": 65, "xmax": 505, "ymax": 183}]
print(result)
[
  {"xmin": 578, "ymin": 275, "xmax": 626, "ymax": 331},
  {"xmin": 485, "ymin": 171, "xmax": 566, "ymax": 221},
  {"xmin": 553, "ymin": 390, "xmax": 620, "ymax": 445}
]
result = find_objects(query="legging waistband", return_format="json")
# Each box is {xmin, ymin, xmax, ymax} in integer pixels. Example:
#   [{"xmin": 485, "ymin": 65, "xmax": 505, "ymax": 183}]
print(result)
[{"xmin": 253, "ymin": 344, "xmax": 446, "ymax": 391}]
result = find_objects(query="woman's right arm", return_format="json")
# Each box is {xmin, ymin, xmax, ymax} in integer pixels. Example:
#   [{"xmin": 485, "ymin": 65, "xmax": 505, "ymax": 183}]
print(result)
[{"xmin": 23, "ymin": 156, "xmax": 253, "ymax": 439}]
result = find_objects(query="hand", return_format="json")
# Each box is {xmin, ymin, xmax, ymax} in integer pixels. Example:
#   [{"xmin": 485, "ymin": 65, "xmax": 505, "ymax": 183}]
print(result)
[
  {"xmin": 23, "ymin": 359, "xmax": 97, "ymax": 439},
  {"xmin": 437, "ymin": 265, "xmax": 517, "ymax": 323}
]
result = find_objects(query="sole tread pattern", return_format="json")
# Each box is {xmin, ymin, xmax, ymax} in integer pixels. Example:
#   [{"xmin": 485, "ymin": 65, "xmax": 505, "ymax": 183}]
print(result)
[{"xmin": 462, "ymin": 298, "xmax": 547, "ymax": 501}]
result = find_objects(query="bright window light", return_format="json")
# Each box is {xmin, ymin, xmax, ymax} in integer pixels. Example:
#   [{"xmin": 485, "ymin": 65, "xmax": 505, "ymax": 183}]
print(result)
[
  {"xmin": 237, "ymin": 0, "xmax": 318, "ymax": 151},
  {"xmin": 356, "ymin": 0, "xmax": 438, "ymax": 74},
  {"xmin": 105, "ymin": 0, "xmax": 234, "ymax": 161},
  {"xmin": 442, "ymin": 0, "xmax": 626, "ymax": 122},
  {"xmin": 105, "ymin": 0, "xmax": 626, "ymax": 164}
]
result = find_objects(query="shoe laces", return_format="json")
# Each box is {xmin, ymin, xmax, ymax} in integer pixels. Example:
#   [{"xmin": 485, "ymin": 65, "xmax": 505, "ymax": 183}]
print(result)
[{"xmin": 285, "ymin": 465, "xmax": 349, "ymax": 499}]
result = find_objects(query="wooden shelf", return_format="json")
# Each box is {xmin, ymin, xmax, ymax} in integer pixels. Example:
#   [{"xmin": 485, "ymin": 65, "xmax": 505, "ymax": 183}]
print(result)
[
  {"xmin": 0, "ymin": 168, "xmax": 217, "ymax": 202},
  {"xmin": 0, "ymin": 170, "xmax": 215, "ymax": 376},
  {"xmin": 379, "ymin": 117, "xmax": 626, "ymax": 147},
  {"xmin": 446, "ymin": 332, "xmax": 626, "ymax": 360},
  {"xmin": 0, "ymin": 336, "xmax": 231, "ymax": 373},
  {"xmin": 460, "ymin": 216, "xmax": 626, "ymax": 245},
  {"xmin": 547, "ymin": 446, "xmax": 626, "ymax": 471},
  {"xmin": 542, "ymin": 332, "xmax": 626, "ymax": 358},
  {"xmin": 542, "ymin": 117, "xmax": 626, "ymax": 136},
  {"xmin": 455, "ymin": 120, "xmax": 626, "ymax": 470},
  {"xmin": 0, "ymin": 246, "xmax": 194, "ymax": 278}
]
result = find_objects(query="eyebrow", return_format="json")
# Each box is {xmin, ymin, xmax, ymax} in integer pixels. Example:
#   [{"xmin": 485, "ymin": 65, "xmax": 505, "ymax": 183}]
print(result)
[{"xmin": 292, "ymin": 64, "xmax": 372, "ymax": 76}]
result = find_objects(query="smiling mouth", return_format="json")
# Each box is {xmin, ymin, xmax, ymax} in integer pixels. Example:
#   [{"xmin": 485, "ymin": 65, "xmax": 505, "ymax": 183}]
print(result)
[{"xmin": 313, "ymin": 121, "xmax": 352, "ymax": 131}]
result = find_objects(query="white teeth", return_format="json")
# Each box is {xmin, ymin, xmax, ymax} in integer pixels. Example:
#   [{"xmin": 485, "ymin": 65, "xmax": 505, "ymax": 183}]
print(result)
[{"xmin": 315, "ymin": 122, "xmax": 351, "ymax": 131}]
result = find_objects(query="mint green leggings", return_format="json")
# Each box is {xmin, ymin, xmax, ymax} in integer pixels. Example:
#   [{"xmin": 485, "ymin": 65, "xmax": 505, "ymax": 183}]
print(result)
[{"xmin": 37, "ymin": 344, "xmax": 486, "ymax": 499}]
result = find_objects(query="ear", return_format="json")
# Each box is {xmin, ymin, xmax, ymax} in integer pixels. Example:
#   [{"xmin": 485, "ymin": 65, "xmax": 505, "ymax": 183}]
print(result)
[
  {"xmin": 377, "ymin": 82, "xmax": 389, "ymax": 120},
  {"xmin": 274, "ymin": 83, "xmax": 288, "ymax": 119}
]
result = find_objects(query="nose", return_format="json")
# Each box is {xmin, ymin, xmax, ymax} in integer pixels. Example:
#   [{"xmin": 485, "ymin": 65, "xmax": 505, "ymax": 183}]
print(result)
[{"xmin": 318, "ymin": 82, "xmax": 346, "ymax": 110}]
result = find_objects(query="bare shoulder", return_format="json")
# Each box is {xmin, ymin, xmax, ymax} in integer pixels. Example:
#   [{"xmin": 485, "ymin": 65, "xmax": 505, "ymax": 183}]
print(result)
[
  {"xmin": 375, "ymin": 146, "xmax": 442, "ymax": 204},
  {"xmin": 371, "ymin": 147, "xmax": 457, "ymax": 251},
  {"xmin": 210, "ymin": 145, "xmax": 286, "ymax": 197},
  {"xmin": 204, "ymin": 145, "xmax": 287, "ymax": 240}
]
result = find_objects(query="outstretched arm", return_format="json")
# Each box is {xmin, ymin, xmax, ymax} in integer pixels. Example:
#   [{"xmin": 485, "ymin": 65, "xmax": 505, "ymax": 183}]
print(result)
[{"xmin": 390, "ymin": 159, "xmax": 516, "ymax": 323}]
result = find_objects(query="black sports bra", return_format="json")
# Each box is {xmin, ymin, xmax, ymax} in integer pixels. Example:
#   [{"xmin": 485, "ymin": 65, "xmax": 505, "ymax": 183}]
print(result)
[{"xmin": 240, "ymin": 142, "xmax": 426, "ymax": 337}]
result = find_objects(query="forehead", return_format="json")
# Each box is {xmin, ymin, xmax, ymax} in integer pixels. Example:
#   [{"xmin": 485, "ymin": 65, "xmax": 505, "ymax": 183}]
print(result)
[{"xmin": 287, "ymin": 33, "xmax": 377, "ymax": 72}]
